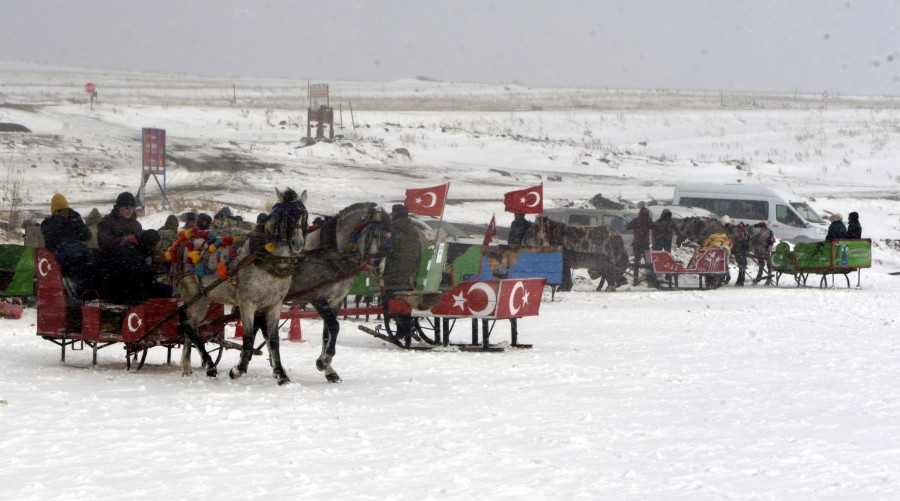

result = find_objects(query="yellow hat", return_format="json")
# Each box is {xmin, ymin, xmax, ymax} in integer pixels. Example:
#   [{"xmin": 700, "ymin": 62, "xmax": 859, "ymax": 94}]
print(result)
[{"xmin": 50, "ymin": 194, "xmax": 69, "ymax": 213}]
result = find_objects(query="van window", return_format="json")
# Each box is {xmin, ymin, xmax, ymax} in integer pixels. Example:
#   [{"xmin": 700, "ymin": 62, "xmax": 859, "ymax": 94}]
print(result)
[
  {"xmin": 790, "ymin": 202, "xmax": 826, "ymax": 224},
  {"xmin": 568, "ymin": 214, "xmax": 596, "ymax": 226},
  {"xmin": 776, "ymin": 204, "xmax": 804, "ymax": 227},
  {"xmin": 679, "ymin": 197, "xmax": 767, "ymax": 220},
  {"xmin": 604, "ymin": 215, "xmax": 627, "ymax": 232}
]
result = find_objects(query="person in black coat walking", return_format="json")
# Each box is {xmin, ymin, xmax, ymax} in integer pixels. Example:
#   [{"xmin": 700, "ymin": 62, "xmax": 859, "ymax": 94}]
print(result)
[{"xmin": 846, "ymin": 212, "xmax": 862, "ymax": 239}]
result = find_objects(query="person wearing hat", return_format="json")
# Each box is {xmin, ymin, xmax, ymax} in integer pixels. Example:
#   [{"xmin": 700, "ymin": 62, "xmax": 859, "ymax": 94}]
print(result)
[
  {"xmin": 97, "ymin": 192, "xmax": 142, "ymax": 251},
  {"xmin": 96, "ymin": 192, "xmax": 150, "ymax": 304},
  {"xmin": 846, "ymin": 212, "xmax": 862, "ymax": 239},
  {"xmin": 382, "ymin": 203, "xmax": 424, "ymax": 347},
  {"xmin": 751, "ymin": 221, "xmax": 776, "ymax": 285},
  {"xmin": 40, "ymin": 194, "xmax": 92, "ymax": 294},
  {"xmin": 826, "ymin": 213, "xmax": 848, "ymax": 242}
]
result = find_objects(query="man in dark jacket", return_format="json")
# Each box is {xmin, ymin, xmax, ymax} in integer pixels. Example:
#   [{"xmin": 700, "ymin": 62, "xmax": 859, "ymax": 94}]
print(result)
[
  {"xmin": 651, "ymin": 209, "xmax": 678, "ymax": 252},
  {"xmin": 846, "ymin": 212, "xmax": 862, "ymax": 239},
  {"xmin": 825, "ymin": 213, "xmax": 847, "ymax": 242},
  {"xmin": 508, "ymin": 213, "xmax": 532, "ymax": 246},
  {"xmin": 626, "ymin": 207, "xmax": 653, "ymax": 285},
  {"xmin": 97, "ymin": 192, "xmax": 147, "ymax": 303},
  {"xmin": 382, "ymin": 204, "xmax": 424, "ymax": 346},
  {"xmin": 41, "ymin": 194, "xmax": 92, "ymax": 295}
]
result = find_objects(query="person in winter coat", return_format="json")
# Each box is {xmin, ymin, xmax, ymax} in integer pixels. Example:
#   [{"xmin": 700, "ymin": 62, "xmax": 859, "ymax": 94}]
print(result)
[
  {"xmin": 651, "ymin": 209, "xmax": 678, "ymax": 252},
  {"xmin": 751, "ymin": 221, "xmax": 776, "ymax": 285},
  {"xmin": 157, "ymin": 215, "xmax": 180, "ymax": 251},
  {"xmin": 382, "ymin": 204, "xmax": 424, "ymax": 346},
  {"xmin": 83, "ymin": 207, "xmax": 103, "ymax": 249},
  {"xmin": 182, "ymin": 212, "xmax": 198, "ymax": 230},
  {"xmin": 96, "ymin": 192, "xmax": 147, "ymax": 303},
  {"xmin": 846, "ymin": 212, "xmax": 862, "ymax": 239},
  {"xmin": 508, "ymin": 212, "xmax": 532, "ymax": 246},
  {"xmin": 626, "ymin": 206, "xmax": 653, "ymax": 285},
  {"xmin": 40, "ymin": 194, "xmax": 93, "ymax": 295},
  {"xmin": 724, "ymin": 219, "xmax": 751, "ymax": 286},
  {"xmin": 825, "ymin": 213, "xmax": 847, "ymax": 242}
]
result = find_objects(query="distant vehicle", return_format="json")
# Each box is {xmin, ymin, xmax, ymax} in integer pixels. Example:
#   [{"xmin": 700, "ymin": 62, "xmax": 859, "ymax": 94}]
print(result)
[
  {"xmin": 672, "ymin": 183, "xmax": 828, "ymax": 243},
  {"xmin": 408, "ymin": 215, "xmax": 498, "ymax": 246}
]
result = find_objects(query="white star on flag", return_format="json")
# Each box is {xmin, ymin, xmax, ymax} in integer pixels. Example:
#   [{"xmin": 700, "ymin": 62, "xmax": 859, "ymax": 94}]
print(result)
[{"xmin": 452, "ymin": 291, "xmax": 467, "ymax": 309}]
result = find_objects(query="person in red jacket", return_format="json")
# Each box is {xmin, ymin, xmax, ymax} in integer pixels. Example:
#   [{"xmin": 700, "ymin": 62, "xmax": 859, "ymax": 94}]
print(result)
[{"xmin": 626, "ymin": 207, "xmax": 653, "ymax": 285}]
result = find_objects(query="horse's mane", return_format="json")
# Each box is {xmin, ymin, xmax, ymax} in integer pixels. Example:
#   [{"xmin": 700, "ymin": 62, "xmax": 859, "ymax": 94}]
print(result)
[{"xmin": 336, "ymin": 202, "xmax": 378, "ymax": 221}]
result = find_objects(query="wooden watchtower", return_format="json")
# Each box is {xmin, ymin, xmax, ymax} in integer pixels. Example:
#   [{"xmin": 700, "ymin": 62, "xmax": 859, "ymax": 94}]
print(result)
[{"xmin": 306, "ymin": 83, "xmax": 334, "ymax": 142}]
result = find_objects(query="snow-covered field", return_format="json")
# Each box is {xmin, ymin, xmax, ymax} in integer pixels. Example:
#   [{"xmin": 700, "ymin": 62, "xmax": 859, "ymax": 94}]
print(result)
[{"xmin": 2, "ymin": 62, "xmax": 900, "ymax": 499}]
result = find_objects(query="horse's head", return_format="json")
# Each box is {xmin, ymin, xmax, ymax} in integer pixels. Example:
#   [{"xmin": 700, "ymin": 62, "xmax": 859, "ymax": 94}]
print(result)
[
  {"xmin": 267, "ymin": 188, "xmax": 309, "ymax": 254},
  {"xmin": 353, "ymin": 204, "xmax": 391, "ymax": 276}
]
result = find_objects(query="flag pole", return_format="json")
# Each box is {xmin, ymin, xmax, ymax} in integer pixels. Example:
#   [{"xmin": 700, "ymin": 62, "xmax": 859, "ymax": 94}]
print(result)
[{"xmin": 430, "ymin": 183, "xmax": 449, "ymax": 249}]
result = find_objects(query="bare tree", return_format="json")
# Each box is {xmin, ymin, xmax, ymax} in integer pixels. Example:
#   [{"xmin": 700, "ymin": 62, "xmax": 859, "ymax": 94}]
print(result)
[{"xmin": 1, "ymin": 153, "xmax": 29, "ymax": 236}]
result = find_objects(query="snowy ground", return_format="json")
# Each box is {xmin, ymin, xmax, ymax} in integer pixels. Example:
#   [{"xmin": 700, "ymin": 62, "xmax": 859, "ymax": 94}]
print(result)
[{"xmin": 2, "ymin": 62, "xmax": 900, "ymax": 499}]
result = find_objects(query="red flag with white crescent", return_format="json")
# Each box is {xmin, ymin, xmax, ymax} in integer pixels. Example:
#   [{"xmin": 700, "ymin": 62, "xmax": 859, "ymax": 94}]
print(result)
[
  {"xmin": 495, "ymin": 278, "xmax": 546, "ymax": 319},
  {"xmin": 503, "ymin": 184, "xmax": 543, "ymax": 214},
  {"xmin": 405, "ymin": 183, "xmax": 449, "ymax": 217},
  {"xmin": 430, "ymin": 280, "xmax": 500, "ymax": 318}
]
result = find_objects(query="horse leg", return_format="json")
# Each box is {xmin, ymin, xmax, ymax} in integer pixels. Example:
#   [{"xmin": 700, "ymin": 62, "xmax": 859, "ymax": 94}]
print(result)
[
  {"xmin": 228, "ymin": 320, "xmax": 259, "ymax": 380},
  {"xmin": 264, "ymin": 307, "xmax": 291, "ymax": 386},
  {"xmin": 178, "ymin": 310, "xmax": 218, "ymax": 378},
  {"xmin": 313, "ymin": 299, "xmax": 342, "ymax": 383}
]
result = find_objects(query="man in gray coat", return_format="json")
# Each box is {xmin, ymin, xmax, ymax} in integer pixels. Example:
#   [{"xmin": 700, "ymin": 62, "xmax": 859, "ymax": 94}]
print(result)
[{"xmin": 382, "ymin": 204, "xmax": 424, "ymax": 346}]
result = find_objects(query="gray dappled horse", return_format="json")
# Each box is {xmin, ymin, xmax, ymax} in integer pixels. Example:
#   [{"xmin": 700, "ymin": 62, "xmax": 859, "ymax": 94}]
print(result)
[
  {"xmin": 254, "ymin": 202, "xmax": 389, "ymax": 383},
  {"xmin": 173, "ymin": 188, "xmax": 308, "ymax": 386},
  {"xmin": 294, "ymin": 202, "xmax": 388, "ymax": 382}
]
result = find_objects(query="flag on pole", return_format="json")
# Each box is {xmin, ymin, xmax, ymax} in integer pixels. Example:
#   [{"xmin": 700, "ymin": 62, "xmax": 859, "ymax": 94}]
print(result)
[
  {"xmin": 405, "ymin": 183, "xmax": 449, "ymax": 217},
  {"xmin": 482, "ymin": 214, "xmax": 496, "ymax": 247},
  {"xmin": 503, "ymin": 184, "xmax": 543, "ymax": 214}
]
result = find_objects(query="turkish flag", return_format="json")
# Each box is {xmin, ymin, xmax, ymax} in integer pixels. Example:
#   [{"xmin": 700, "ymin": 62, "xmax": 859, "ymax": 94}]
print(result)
[
  {"xmin": 430, "ymin": 280, "xmax": 500, "ymax": 318},
  {"xmin": 405, "ymin": 183, "xmax": 449, "ymax": 217},
  {"xmin": 503, "ymin": 184, "xmax": 543, "ymax": 214},
  {"xmin": 482, "ymin": 214, "xmax": 496, "ymax": 247},
  {"xmin": 495, "ymin": 278, "xmax": 546, "ymax": 319}
]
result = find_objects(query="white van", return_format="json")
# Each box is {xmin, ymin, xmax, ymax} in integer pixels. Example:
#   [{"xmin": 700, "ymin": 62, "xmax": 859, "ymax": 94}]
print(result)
[{"xmin": 672, "ymin": 183, "xmax": 828, "ymax": 243}]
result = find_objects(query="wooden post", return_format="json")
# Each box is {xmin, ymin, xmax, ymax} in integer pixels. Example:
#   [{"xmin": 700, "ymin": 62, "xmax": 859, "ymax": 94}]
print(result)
[
  {"xmin": 349, "ymin": 101, "xmax": 356, "ymax": 132},
  {"xmin": 232, "ymin": 84, "xmax": 236, "ymax": 104}
]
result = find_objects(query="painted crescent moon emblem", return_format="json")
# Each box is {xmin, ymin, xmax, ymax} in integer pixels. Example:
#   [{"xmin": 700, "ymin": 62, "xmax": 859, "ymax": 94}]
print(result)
[
  {"xmin": 508, "ymin": 281, "xmax": 526, "ymax": 316},
  {"xmin": 467, "ymin": 282, "xmax": 497, "ymax": 317},
  {"xmin": 38, "ymin": 258, "xmax": 51, "ymax": 277},
  {"xmin": 525, "ymin": 191, "xmax": 541, "ymax": 208},
  {"xmin": 422, "ymin": 192, "xmax": 437, "ymax": 208},
  {"xmin": 127, "ymin": 313, "xmax": 142, "ymax": 332}
]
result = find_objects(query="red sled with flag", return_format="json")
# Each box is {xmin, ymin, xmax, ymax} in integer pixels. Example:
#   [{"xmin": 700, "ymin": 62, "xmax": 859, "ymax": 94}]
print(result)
[{"xmin": 360, "ymin": 277, "xmax": 547, "ymax": 351}]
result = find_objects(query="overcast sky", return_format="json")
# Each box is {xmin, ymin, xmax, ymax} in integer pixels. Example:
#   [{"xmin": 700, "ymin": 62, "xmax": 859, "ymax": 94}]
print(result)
[{"xmin": 1, "ymin": 0, "xmax": 898, "ymax": 95}]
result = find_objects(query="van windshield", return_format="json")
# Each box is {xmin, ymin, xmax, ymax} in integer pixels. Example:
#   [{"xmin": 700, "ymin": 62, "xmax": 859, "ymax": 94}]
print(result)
[{"xmin": 791, "ymin": 202, "xmax": 826, "ymax": 224}]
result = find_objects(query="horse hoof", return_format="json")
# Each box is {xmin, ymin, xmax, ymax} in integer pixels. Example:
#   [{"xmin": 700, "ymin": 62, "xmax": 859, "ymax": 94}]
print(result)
[
  {"xmin": 277, "ymin": 376, "xmax": 291, "ymax": 386},
  {"xmin": 206, "ymin": 367, "xmax": 218, "ymax": 379},
  {"xmin": 229, "ymin": 368, "xmax": 243, "ymax": 380},
  {"xmin": 326, "ymin": 373, "xmax": 342, "ymax": 383},
  {"xmin": 315, "ymin": 359, "xmax": 326, "ymax": 372}
]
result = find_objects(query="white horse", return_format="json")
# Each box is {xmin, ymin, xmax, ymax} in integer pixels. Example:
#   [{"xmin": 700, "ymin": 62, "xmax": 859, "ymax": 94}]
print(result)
[{"xmin": 172, "ymin": 188, "xmax": 308, "ymax": 385}]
